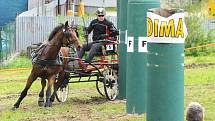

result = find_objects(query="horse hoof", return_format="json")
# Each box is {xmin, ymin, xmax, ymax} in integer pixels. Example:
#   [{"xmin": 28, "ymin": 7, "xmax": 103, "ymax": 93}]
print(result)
[
  {"xmin": 11, "ymin": 107, "xmax": 17, "ymax": 112},
  {"xmin": 44, "ymin": 103, "xmax": 52, "ymax": 107},
  {"xmin": 50, "ymin": 97, "xmax": 55, "ymax": 102},
  {"xmin": 38, "ymin": 101, "xmax": 44, "ymax": 107},
  {"xmin": 44, "ymin": 104, "xmax": 51, "ymax": 108},
  {"xmin": 38, "ymin": 97, "xmax": 44, "ymax": 107}
]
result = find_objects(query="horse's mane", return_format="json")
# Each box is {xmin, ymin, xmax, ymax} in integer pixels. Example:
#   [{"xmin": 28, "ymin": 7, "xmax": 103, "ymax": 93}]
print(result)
[{"xmin": 48, "ymin": 24, "xmax": 64, "ymax": 41}]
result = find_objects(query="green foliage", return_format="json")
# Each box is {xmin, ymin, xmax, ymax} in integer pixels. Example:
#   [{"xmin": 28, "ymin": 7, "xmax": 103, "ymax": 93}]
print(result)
[
  {"xmin": 207, "ymin": 28, "xmax": 215, "ymax": 42},
  {"xmin": 185, "ymin": 46, "xmax": 215, "ymax": 56},
  {"xmin": 182, "ymin": 0, "xmax": 207, "ymax": 13},
  {"xmin": 183, "ymin": 3, "xmax": 201, "ymax": 13},
  {"xmin": 185, "ymin": 15, "xmax": 214, "ymax": 56},
  {"xmin": 106, "ymin": 7, "xmax": 117, "ymax": 12},
  {"xmin": 84, "ymin": 12, "xmax": 96, "ymax": 17},
  {"xmin": 182, "ymin": 0, "xmax": 215, "ymax": 56},
  {"xmin": 76, "ymin": 25, "xmax": 86, "ymax": 44},
  {"xmin": 185, "ymin": 15, "xmax": 206, "ymax": 48}
]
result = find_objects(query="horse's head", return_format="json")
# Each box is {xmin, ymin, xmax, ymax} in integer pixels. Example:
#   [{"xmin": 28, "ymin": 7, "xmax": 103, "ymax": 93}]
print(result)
[{"xmin": 62, "ymin": 21, "xmax": 82, "ymax": 50}]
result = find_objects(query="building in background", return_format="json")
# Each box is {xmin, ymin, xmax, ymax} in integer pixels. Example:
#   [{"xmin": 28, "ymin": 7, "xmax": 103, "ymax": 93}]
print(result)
[
  {"xmin": 161, "ymin": 0, "xmax": 201, "ymax": 8},
  {"xmin": 20, "ymin": 0, "xmax": 116, "ymax": 17}
]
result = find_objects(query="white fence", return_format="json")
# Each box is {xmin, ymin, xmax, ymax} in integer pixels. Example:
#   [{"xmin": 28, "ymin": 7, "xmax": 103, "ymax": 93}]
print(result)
[
  {"xmin": 16, "ymin": 16, "xmax": 117, "ymax": 52},
  {"xmin": 203, "ymin": 18, "xmax": 215, "ymax": 33}
]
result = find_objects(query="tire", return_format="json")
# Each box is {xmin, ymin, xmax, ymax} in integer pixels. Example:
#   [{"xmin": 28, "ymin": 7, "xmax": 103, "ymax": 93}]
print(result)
[
  {"xmin": 55, "ymin": 83, "xmax": 69, "ymax": 102},
  {"xmin": 96, "ymin": 80, "xmax": 105, "ymax": 96},
  {"xmin": 103, "ymin": 67, "xmax": 118, "ymax": 101}
]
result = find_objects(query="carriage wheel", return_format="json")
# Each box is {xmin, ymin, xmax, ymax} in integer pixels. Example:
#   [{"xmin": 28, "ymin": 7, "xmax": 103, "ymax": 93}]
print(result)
[
  {"xmin": 55, "ymin": 84, "xmax": 69, "ymax": 102},
  {"xmin": 96, "ymin": 80, "xmax": 105, "ymax": 96},
  {"xmin": 103, "ymin": 67, "xmax": 118, "ymax": 101}
]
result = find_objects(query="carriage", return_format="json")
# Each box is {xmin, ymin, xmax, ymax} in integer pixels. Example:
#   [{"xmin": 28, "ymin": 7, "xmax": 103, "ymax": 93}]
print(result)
[
  {"xmin": 12, "ymin": 22, "xmax": 119, "ymax": 110},
  {"xmin": 55, "ymin": 30, "xmax": 119, "ymax": 102}
]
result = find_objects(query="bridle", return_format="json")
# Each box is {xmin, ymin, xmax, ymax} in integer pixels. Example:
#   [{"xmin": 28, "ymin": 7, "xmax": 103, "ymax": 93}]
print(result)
[{"xmin": 62, "ymin": 27, "xmax": 73, "ymax": 47}]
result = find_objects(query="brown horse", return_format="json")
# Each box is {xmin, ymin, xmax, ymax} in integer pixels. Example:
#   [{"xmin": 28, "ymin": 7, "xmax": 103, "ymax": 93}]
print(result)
[
  {"xmin": 12, "ymin": 21, "xmax": 81, "ymax": 110},
  {"xmin": 38, "ymin": 47, "xmax": 71, "ymax": 107}
]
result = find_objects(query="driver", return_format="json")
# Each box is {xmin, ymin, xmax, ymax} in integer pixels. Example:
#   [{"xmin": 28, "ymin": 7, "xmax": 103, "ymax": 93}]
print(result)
[{"xmin": 77, "ymin": 8, "xmax": 118, "ymax": 70}]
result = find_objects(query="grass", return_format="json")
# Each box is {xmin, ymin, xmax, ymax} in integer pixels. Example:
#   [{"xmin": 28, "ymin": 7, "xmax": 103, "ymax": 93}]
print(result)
[
  {"xmin": 2, "ymin": 54, "xmax": 214, "ymax": 69},
  {"xmin": 185, "ymin": 67, "xmax": 215, "ymax": 86},
  {"xmin": 0, "ymin": 55, "xmax": 214, "ymax": 120},
  {"xmin": 185, "ymin": 85, "xmax": 215, "ymax": 121},
  {"xmin": 185, "ymin": 55, "xmax": 215, "ymax": 64},
  {"xmin": 0, "ymin": 54, "xmax": 32, "ymax": 69}
]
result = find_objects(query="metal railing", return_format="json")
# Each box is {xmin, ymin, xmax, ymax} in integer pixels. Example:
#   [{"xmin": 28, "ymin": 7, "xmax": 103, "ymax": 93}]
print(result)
[{"xmin": 0, "ymin": 22, "xmax": 16, "ymax": 65}]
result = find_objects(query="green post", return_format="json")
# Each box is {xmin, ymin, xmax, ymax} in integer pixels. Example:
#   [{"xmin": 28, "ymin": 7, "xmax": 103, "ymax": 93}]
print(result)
[
  {"xmin": 126, "ymin": 0, "xmax": 160, "ymax": 114},
  {"xmin": 117, "ymin": 0, "xmax": 120, "ymax": 29},
  {"xmin": 118, "ymin": 0, "xmax": 128, "ymax": 99},
  {"xmin": 146, "ymin": 8, "xmax": 187, "ymax": 121}
]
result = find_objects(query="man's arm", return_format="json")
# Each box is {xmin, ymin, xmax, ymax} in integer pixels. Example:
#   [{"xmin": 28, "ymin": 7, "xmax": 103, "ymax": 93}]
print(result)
[
  {"xmin": 85, "ymin": 20, "xmax": 94, "ymax": 34},
  {"xmin": 108, "ymin": 23, "xmax": 119, "ymax": 37},
  {"xmin": 83, "ymin": 20, "xmax": 95, "ymax": 41}
]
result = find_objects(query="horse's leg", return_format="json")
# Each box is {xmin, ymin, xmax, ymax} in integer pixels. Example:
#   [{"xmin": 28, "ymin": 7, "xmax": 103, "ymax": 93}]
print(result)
[
  {"xmin": 44, "ymin": 75, "xmax": 56, "ymax": 107},
  {"xmin": 12, "ymin": 72, "xmax": 37, "ymax": 110},
  {"xmin": 50, "ymin": 71, "xmax": 66, "ymax": 102},
  {"xmin": 38, "ymin": 78, "xmax": 46, "ymax": 107}
]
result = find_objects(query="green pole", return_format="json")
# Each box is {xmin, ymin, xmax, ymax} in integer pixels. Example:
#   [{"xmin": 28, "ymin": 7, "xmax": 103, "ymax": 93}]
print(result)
[
  {"xmin": 126, "ymin": 0, "xmax": 160, "ymax": 114},
  {"xmin": 147, "ymin": 9, "xmax": 185, "ymax": 121},
  {"xmin": 117, "ymin": 0, "xmax": 120, "ymax": 29},
  {"xmin": 147, "ymin": 44, "xmax": 184, "ymax": 121},
  {"xmin": 118, "ymin": 0, "xmax": 128, "ymax": 99}
]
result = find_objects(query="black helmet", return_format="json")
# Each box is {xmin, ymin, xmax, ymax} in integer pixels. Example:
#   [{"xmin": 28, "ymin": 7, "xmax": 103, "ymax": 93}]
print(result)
[{"xmin": 96, "ymin": 8, "xmax": 106, "ymax": 15}]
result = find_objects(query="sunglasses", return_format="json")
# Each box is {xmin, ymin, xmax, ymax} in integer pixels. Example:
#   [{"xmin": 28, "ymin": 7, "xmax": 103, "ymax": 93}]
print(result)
[{"xmin": 98, "ymin": 15, "xmax": 104, "ymax": 17}]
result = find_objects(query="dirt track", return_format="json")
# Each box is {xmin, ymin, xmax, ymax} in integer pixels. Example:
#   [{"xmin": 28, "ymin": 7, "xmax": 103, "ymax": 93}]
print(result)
[
  {"xmin": 0, "ymin": 86, "xmax": 136, "ymax": 121},
  {"xmin": 185, "ymin": 63, "xmax": 215, "ymax": 69}
]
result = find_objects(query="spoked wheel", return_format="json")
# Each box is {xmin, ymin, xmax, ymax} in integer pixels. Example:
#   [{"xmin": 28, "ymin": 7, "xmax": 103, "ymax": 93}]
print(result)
[
  {"xmin": 96, "ymin": 80, "xmax": 105, "ymax": 96},
  {"xmin": 103, "ymin": 67, "xmax": 118, "ymax": 101},
  {"xmin": 55, "ymin": 83, "xmax": 69, "ymax": 102}
]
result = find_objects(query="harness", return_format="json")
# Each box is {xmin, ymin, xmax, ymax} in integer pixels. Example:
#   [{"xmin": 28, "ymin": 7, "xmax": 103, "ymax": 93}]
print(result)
[{"xmin": 31, "ymin": 43, "xmax": 63, "ymax": 66}]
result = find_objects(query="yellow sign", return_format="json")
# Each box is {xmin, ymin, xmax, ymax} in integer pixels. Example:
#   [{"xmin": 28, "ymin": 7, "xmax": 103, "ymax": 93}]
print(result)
[
  {"xmin": 147, "ymin": 18, "xmax": 184, "ymax": 38},
  {"xmin": 147, "ymin": 11, "xmax": 187, "ymax": 43},
  {"xmin": 208, "ymin": 0, "xmax": 215, "ymax": 18}
]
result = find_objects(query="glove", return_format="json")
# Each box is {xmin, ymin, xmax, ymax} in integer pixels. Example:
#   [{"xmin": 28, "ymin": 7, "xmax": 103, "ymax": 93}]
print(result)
[{"xmin": 109, "ymin": 30, "xmax": 119, "ymax": 37}]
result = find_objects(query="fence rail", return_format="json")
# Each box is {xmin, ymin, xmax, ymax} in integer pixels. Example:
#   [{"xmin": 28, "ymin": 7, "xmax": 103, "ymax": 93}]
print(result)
[
  {"xmin": 203, "ymin": 18, "xmax": 215, "ymax": 33},
  {"xmin": 16, "ymin": 16, "xmax": 117, "ymax": 52},
  {"xmin": 0, "ymin": 22, "xmax": 16, "ymax": 64}
]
